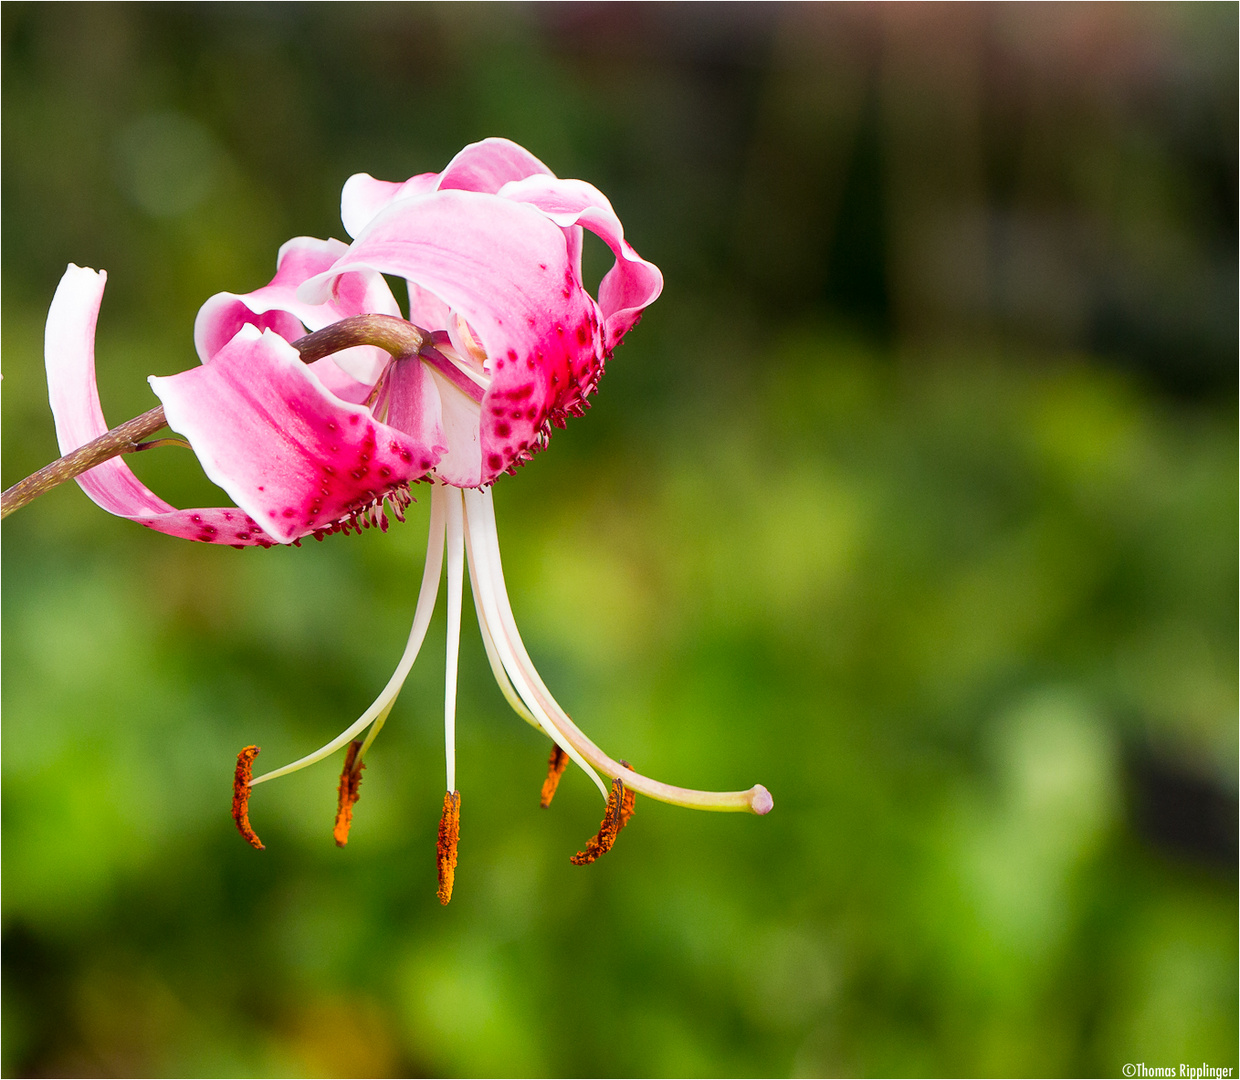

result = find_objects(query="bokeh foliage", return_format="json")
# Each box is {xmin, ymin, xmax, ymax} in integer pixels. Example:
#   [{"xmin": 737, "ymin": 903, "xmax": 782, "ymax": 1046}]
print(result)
[{"xmin": 2, "ymin": 4, "xmax": 1235, "ymax": 1077}]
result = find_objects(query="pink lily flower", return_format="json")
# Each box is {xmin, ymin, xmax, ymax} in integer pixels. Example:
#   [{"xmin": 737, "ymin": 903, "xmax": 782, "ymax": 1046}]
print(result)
[{"xmin": 44, "ymin": 138, "xmax": 772, "ymax": 901}]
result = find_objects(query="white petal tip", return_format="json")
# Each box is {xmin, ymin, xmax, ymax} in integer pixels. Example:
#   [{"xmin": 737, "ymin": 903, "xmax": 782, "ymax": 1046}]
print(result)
[{"xmin": 750, "ymin": 785, "xmax": 774, "ymax": 815}]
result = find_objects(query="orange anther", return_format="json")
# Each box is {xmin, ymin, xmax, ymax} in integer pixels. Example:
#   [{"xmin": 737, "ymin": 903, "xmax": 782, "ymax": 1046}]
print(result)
[
  {"xmin": 333, "ymin": 740, "xmax": 365, "ymax": 847},
  {"xmin": 570, "ymin": 771, "xmax": 635, "ymax": 865},
  {"xmin": 539, "ymin": 744, "xmax": 570, "ymax": 808},
  {"xmin": 232, "ymin": 745, "xmax": 265, "ymax": 850},
  {"xmin": 437, "ymin": 791, "xmax": 461, "ymax": 905}
]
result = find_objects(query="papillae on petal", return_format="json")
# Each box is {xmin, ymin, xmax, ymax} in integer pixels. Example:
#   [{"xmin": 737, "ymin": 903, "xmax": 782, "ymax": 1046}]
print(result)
[{"xmin": 151, "ymin": 326, "xmax": 443, "ymax": 545}]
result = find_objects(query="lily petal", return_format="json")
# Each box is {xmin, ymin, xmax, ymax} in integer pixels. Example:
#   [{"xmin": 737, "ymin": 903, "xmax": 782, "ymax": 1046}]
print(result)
[
  {"xmin": 44, "ymin": 264, "xmax": 280, "ymax": 546},
  {"xmin": 341, "ymin": 172, "xmax": 437, "ymax": 240},
  {"xmin": 338, "ymin": 138, "xmax": 551, "ymax": 241},
  {"xmin": 150, "ymin": 326, "xmax": 442, "ymax": 545},
  {"xmin": 301, "ymin": 190, "xmax": 606, "ymax": 485},
  {"xmin": 499, "ymin": 175, "xmax": 664, "ymax": 349},
  {"xmin": 194, "ymin": 236, "xmax": 400, "ymax": 390},
  {"xmin": 436, "ymin": 137, "xmax": 552, "ymax": 194}
]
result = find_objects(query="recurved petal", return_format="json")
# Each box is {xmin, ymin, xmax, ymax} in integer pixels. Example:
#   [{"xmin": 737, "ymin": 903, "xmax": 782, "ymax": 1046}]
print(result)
[
  {"xmin": 341, "ymin": 172, "xmax": 437, "ymax": 239},
  {"xmin": 436, "ymin": 137, "xmax": 552, "ymax": 194},
  {"xmin": 151, "ymin": 326, "xmax": 442, "ymax": 544},
  {"xmin": 301, "ymin": 190, "xmax": 606, "ymax": 485},
  {"xmin": 194, "ymin": 236, "xmax": 399, "ymax": 388},
  {"xmin": 499, "ymin": 175, "xmax": 664, "ymax": 348},
  {"xmin": 44, "ymin": 264, "xmax": 280, "ymax": 546}
]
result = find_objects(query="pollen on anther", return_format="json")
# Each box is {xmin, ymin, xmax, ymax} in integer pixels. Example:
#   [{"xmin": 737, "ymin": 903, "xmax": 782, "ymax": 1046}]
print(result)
[
  {"xmin": 333, "ymin": 740, "xmax": 365, "ymax": 847},
  {"xmin": 232, "ymin": 745, "xmax": 265, "ymax": 850},
  {"xmin": 437, "ymin": 790, "xmax": 461, "ymax": 905},
  {"xmin": 539, "ymin": 744, "xmax": 569, "ymax": 808},
  {"xmin": 570, "ymin": 771, "xmax": 634, "ymax": 865}
]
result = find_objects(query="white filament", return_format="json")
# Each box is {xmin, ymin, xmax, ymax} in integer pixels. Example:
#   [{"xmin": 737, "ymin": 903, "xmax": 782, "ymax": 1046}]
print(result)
[
  {"xmin": 443, "ymin": 486, "xmax": 465, "ymax": 793},
  {"xmin": 249, "ymin": 488, "xmax": 447, "ymax": 787},
  {"xmin": 461, "ymin": 487, "xmax": 609, "ymax": 801}
]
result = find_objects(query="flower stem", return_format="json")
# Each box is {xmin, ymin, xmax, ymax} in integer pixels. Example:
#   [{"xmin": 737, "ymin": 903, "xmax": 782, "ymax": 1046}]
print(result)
[{"xmin": 1, "ymin": 405, "xmax": 168, "ymax": 519}]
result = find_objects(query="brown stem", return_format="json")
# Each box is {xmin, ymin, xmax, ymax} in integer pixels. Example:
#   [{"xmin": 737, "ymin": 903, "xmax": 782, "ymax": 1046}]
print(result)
[
  {"xmin": 294, "ymin": 314, "xmax": 426, "ymax": 363},
  {"xmin": 0, "ymin": 315, "xmax": 430, "ymax": 521},
  {"xmin": 1, "ymin": 405, "xmax": 168, "ymax": 519}
]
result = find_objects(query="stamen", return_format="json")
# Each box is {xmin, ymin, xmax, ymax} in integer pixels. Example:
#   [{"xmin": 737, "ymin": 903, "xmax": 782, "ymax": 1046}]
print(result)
[
  {"xmin": 437, "ymin": 790, "xmax": 461, "ymax": 905},
  {"xmin": 232, "ymin": 745, "xmax": 265, "ymax": 850},
  {"xmin": 460, "ymin": 491, "xmax": 607, "ymax": 800},
  {"xmin": 466, "ymin": 531, "xmax": 541, "ymax": 731},
  {"xmin": 570, "ymin": 773, "xmax": 632, "ymax": 865},
  {"xmin": 333, "ymin": 740, "xmax": 365, "ymax": 847},
  {"xmin": 248, "ymin": 489, "xmax": 447, "ymax": 788},
  {"xmin": 464, "ymin": 487, "xmax": 774, "ymax": 816},
  {"xmin": 540, "ymin": 744, "xmax": 570, "ymax": 808},
  {"xmin": 443, "ymin": 488, "xmax": 465, "ymax": 794},
  {"xmin": 618, "ymin": 759, "xmax": 637, "ymax": 828}
]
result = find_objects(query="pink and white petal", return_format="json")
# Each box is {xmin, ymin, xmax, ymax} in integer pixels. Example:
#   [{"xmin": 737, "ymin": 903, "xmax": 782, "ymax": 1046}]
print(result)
[
  {"xmin": 594, "ymin": 230, "xmax": 664, "ymax": 346},
  {"xmin": 341, "ymin": 171, "xmax": 437, "ymax": 239},
  {"xmin": 193, "ymin": 236, "xmax": 400, "ymax": 365},
  {"xmin": 436, "ymin": 137, "xmax": 552, "ymax": 194},
  {"xmin": 318, "ymin": 345, "xmax": 390, "ymax": 391},
  {"xmin": 406, "ymin": 280, "xmax": 451, "ymax": 331},
  {"xmin": 44, "ymin": 265, "xmax": 278, "ymax": 546},
  {"xmin": 194, "ymin": 298, "xmax": 306, "ymax": 364},
  {"xmin": 151, "ymin": 327, "xmax": 441, "ymax": 544},
  {"xmin": 307, "ymin": 356, "xmax": 374, "ymax": 405},
  {"xmin": 424, "ymin": 371, "xmax": 483, "ymax": 487},
  {"xmin": 498, "ymin": 175, "xmax": 664, "ymax": 347},
  {"xmin": 385, "ymin": 357, "xmax": 447, "ymax": 454},
  {"xmin": 300, "ymin": 190, "xmax": 607, "ymax": 484}
]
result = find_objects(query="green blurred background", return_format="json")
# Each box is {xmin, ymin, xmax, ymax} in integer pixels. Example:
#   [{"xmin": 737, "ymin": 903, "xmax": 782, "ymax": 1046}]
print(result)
[{"xmin": 2, "ymin": 4, "xmax": 1236, "ymax": 1076}]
